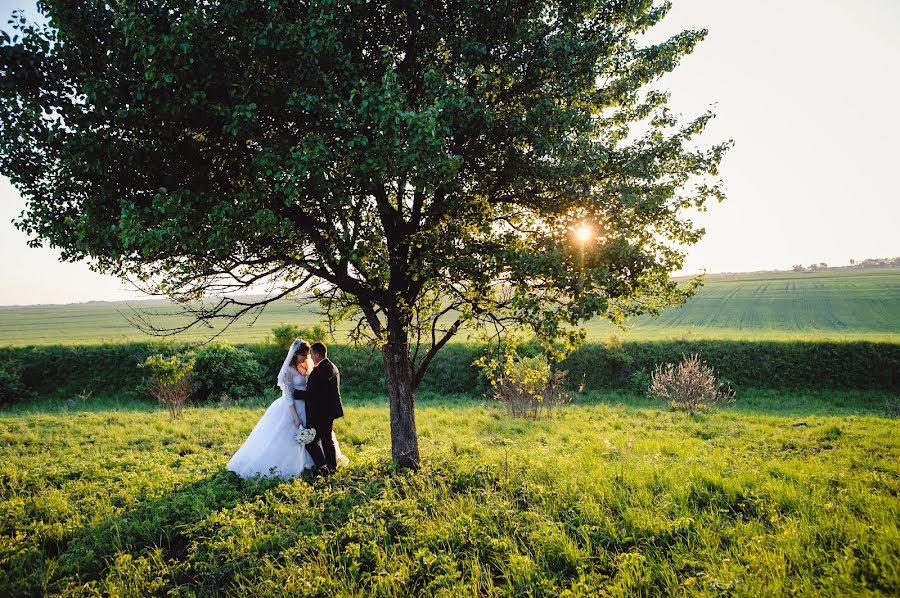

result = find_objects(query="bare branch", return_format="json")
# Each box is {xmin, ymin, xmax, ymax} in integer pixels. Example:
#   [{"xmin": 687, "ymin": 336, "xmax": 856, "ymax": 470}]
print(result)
[{"xmin": 413, "ymin": 315, "xmax": 464, "ymax": 388}]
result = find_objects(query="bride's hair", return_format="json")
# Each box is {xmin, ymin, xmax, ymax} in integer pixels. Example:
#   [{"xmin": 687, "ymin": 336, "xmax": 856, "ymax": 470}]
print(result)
[{"xmin": 291, "ymin": 341, "xmax": 314, "ymax": 374}]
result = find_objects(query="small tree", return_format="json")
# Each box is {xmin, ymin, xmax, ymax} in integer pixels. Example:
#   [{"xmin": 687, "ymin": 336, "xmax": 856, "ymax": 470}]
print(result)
[
  {"xmin": 649, "ymin": 353, "xmax": 733, "ymax": 416},
  {"xmin": 140, "ymin": 354, "xmax": 195, "ymax": 418}
]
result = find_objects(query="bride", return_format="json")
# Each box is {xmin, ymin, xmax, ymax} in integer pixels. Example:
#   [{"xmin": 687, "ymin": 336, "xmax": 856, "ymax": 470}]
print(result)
[{"xmin": 227, "ymin": 339, "xmax": 346, "ymax": 479}]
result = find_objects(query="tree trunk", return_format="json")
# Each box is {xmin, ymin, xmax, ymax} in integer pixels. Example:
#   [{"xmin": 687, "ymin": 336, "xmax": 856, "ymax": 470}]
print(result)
[{"xmin": 382, "ymin": 328, "xmax": 420, "ymax": 469}]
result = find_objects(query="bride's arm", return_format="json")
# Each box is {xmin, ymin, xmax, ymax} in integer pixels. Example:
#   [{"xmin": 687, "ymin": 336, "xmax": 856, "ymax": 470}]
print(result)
[{"xmin": 288, "ymin": 401, "xmax": 302, "ymax": 428}]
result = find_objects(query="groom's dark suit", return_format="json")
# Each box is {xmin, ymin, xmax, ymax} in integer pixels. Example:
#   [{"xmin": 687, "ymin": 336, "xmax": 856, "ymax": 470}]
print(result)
[{"xmin": 302, "ymin": 358, "xmax": 344, "ymax": 472}]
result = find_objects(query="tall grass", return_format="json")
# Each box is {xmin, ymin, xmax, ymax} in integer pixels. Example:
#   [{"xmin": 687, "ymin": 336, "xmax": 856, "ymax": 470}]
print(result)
[{"xmin": 1, "ymin": 392, "xmax": 897, "ymax": 595}]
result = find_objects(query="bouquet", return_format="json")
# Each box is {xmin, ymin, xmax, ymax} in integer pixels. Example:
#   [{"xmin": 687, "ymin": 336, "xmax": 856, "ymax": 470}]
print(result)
[{"xmin": 294, "ymin": 426, "xmax": 317, "ymax": 445}]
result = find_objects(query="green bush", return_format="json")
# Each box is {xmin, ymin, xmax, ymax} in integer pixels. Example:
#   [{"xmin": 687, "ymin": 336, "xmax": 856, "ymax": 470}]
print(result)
[
  {"xmin": 626, "ymin": 368, "xmax": 652, "ymax": 395},
  {"xmin": 191, "ymin": 344, "xmax": 264, "ymax": 402},
  {"xmin": 0, "ymin": 343, "xmax": 190, "ymax": 401},
  {"xmin": 604, "ymin": 335, "xmax": 634, "ymax": 381},
  {"xmin": 415, "ymin": 344, "xmax": 486, "ymax": 395},
  {"xmin": 884, "ymin": 396, "xmax": 900, "ymax": 418},
  {"xmin": 140, "ymin": 353, "xmax": 195, "ymax": 386},
  {"xmin": 269, "ymin": 322, "xmax": 329, "ymax": 348},
  {"xmin": 0, "ymin": 358, "xmax": 27, "ymax": 405},
  {"xmin": 561, "ymin": 340, "xmax": 900, "ymax": 391},
  {"xmin": 560, "ymin": 337, "xmax": 636, "ymax": 387}
]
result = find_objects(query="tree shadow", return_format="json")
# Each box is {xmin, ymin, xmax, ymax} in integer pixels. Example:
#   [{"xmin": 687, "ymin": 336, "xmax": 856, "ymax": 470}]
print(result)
[{"xmin": 40, "ymin": 468, "xmax": 287, "ymax": 593}]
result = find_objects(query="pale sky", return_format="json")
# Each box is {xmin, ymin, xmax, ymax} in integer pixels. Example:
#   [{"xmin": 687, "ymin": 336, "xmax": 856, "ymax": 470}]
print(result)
[{"xmin": 1, "ymin": 0, "xmax": 898, "ymax": 305}]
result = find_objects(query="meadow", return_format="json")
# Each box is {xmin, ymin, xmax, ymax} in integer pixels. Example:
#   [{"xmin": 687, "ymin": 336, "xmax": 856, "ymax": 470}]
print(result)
[
  {"xmin": 1, "ymin": 267, "xmax": 897, "ymax": 595},
  {"xmin": 1, "ymin": 268, "xmax": 898, "ymax": 345},
  {"xmin": 1, "ymin": 391, "xmax": 897, "ymax": 596}
]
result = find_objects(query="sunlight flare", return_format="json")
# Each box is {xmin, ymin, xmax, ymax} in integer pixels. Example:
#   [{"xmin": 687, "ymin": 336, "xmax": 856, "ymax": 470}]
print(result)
[{"xmin": 575, "ymin": 223, "xmax": 593, "ymax": 244}]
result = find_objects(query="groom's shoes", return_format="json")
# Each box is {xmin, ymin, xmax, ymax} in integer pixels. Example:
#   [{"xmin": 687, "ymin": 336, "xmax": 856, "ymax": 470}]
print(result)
[
  {"xmin": 300, "ymin": 468, "xmax": 321, "ymax": 482},
  {"xmin": 302, "ymin": 466, "xmax": 332, "ymax": 482}
]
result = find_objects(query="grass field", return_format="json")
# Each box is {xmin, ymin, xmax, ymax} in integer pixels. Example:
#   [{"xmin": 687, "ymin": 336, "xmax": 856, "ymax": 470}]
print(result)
[
  {"xmin": 1, "ymin": 269, "xmax": 898, "ymax": 345},
  {"xmin": 1, "ymin": 392, "xmax": 897, "ymax": 596}
]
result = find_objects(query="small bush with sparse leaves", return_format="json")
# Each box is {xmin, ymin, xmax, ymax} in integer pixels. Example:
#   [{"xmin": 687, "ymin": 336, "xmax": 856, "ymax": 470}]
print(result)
[
  {"xmin": 140, "ymin": 354, "xmax": 195, "ymax": 418},
  {"xmin": 649, "ymin": 353, "xmax": 734, "ymax": 415},
  {"xmin": 491, "ymin": 354, "xmax": 570, "ymax": 419}
]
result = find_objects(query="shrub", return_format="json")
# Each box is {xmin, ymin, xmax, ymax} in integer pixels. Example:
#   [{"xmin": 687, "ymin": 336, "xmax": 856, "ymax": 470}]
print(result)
[
  {"xmin": 269, "ymin": 322, "xmax": 329, "ymax": 349},
  {"xmin": 562, "ymin": 340, "xmax": 899, "ymax": 392},
  {"xmin": 492, "ymin": 354, "xmax": 570, "ymax": 418},
  {"xmin": 0, "ymin": 358, "xmax": 27, "ymax": 405},
  {"xmin": 649, "ymin": 353, "xmax": 735, "ymax": 415},
  {"xmin": 626, "ymin": 368, "xmax": 652, "ymax": 395},
  {"xmin": 558, "ymin": 335, "xmax": 635, "ymax": 388},
  {"xmin": 192, "ymin": 344, "xmax": 265, "ymax": 402},
  {"xmin": 140, "ymin": 354, "xmax": 195, "ymax": 418},
  {"xmin": 604, "ymin": 335, "xmax": 634, "ymax": 382}
]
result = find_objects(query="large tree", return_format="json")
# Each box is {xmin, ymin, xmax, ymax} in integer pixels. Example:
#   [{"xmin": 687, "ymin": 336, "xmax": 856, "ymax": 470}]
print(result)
[{"xmin": 1, "ymin": 0, "xmax": 728, "ymax": 468}]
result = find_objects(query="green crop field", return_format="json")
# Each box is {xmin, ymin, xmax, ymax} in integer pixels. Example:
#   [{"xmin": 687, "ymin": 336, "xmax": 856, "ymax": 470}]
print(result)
[
  {"xmin": 1, "ymin": 268, "xmax": 898, "ymax": 345},
  {"xmin": 1, "ymin": 392, "xmax": 897, "ymax": 596},
  {"xmin": 584, "ymin": 268, "xmax": 900, "ymax": 342}
]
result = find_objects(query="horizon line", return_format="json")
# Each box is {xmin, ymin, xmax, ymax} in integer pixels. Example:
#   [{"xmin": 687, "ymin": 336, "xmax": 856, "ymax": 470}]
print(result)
[{"xmin": 1, "ymin": 263, "xmax": 897, "ymax": 309}]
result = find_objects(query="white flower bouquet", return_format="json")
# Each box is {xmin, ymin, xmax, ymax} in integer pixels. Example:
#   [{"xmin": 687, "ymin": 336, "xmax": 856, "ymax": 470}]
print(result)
[{"xmin": 294, "ymin": 426, "xmax": 317, "ymax": 445}]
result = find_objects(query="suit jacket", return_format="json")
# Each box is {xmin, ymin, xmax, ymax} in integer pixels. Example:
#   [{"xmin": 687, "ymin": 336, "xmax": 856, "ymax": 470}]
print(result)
[{"xmin": 304, "ymin": 358, "xmax": 344, "ymax": 425}]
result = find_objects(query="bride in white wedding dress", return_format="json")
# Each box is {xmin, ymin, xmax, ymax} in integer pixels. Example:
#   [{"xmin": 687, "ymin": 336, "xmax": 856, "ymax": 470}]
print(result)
[{"xmin": 227, "ymin": 339, "xmax": 346, "ymax": 479}]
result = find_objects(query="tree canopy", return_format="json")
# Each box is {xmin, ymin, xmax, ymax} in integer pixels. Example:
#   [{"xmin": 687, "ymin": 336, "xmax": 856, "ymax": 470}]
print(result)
[{"xmin": 1, "ymin": 0, "xmax": 729, "ymax": 467}]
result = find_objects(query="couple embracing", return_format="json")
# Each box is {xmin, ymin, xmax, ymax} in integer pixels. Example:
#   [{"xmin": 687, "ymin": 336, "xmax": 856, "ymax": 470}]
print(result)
[{"xmin": 227, "ymin": 340, "xmax": 348, "ymax": 479}]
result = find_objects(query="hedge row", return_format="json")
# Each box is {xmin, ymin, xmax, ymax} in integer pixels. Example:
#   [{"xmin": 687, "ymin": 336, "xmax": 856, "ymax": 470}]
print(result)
[
  {"xmin": 0, "ymin": 340, "xmax": 897, "ymax": 405},
  {"xmin": 563, "ymin": 340, "xmax": 899, "ymax": 391}
]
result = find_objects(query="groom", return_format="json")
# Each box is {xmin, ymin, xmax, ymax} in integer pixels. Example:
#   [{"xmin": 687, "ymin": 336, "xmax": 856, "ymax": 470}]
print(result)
[{"xmin": 303, "ymin": 342, "xmax": 344, "ymax": 474}]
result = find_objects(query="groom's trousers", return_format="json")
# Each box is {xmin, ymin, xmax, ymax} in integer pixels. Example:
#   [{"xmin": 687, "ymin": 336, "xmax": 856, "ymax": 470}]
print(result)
[{"xmin": 305, "ymin": 418, "xmax": 336, "ymax": 473}]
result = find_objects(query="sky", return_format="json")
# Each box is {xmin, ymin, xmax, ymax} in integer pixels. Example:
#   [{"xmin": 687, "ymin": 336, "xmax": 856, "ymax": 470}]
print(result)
[{"xmin": 1, "ymin": 0, "xmax": 898, "ymax": 306}]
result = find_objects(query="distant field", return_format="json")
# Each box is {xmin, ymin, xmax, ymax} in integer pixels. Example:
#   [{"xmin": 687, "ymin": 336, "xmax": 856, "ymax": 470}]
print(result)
[
  {"xmin": 0, "ymin": 268, "xmax": 898, "ymax": 345},
  {"xmin": 586, "ymin": 268, "xmax": 900, "ymax": 342}
]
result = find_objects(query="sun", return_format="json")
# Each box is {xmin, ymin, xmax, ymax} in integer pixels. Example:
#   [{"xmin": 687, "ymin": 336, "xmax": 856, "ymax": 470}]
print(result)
[{"xmin": 575, "ymin": 223, "xmax": 592, "ymax": 244}]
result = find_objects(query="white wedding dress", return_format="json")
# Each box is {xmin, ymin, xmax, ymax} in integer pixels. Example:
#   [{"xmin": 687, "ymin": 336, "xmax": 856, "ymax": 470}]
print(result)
[{"xmin": 227, "ymin": 341, "xmax": 347, "ymax": 479}]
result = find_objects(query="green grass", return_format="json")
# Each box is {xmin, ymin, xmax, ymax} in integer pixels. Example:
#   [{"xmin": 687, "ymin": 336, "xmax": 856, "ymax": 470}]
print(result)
[
  {"xmin": 1, "ymin": 392, "xmax": 897, "ymax": 596},
  {"xmin": 1, "ymin": 268, "xmax": 898, "ymax": 345},
  {"xmin": 583, "ymin": 268, "xmax": 900, "ymax": 342}
]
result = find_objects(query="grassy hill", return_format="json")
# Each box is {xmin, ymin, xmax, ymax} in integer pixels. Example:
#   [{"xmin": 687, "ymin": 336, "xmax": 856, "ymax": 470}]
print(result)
[{"xmin": 0, "ymin": 268, "xmax": 898, "ymax": 346}]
